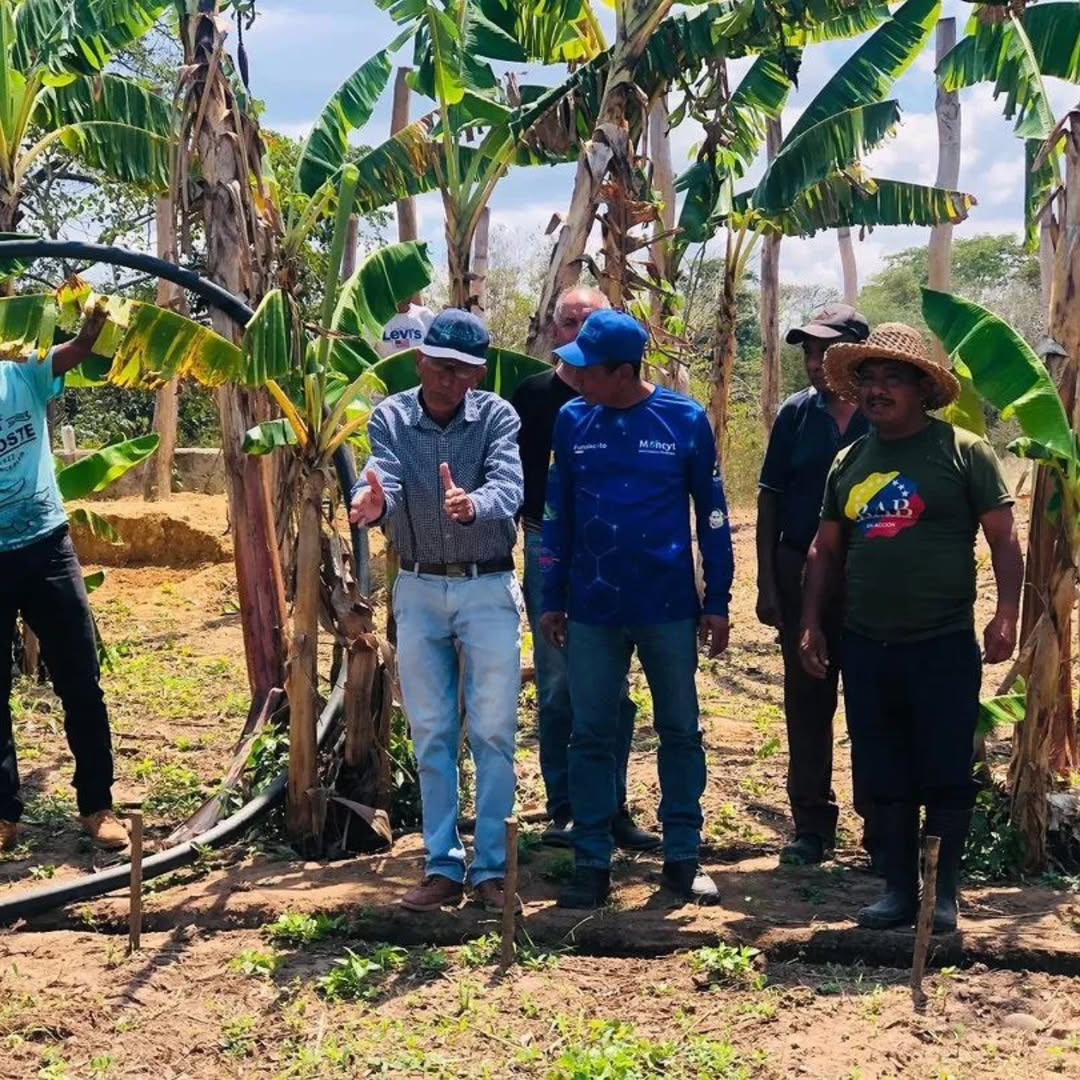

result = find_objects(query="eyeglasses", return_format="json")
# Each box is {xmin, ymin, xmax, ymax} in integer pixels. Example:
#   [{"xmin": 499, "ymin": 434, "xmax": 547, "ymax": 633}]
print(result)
[{"xmin": 423, "ymin": 356, "xmax": 480, "ymax": 381}]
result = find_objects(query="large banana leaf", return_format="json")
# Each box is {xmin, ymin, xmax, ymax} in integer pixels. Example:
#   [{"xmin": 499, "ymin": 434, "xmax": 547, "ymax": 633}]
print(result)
[
  {"xmin": 36, "ymin": 73, "xmax": 174, "ymax": 140},
  {"xmin": 737, "ymin": 175, "xmax": 976, "ymax": 237},
  {"xmin": 41, "ymin": 119, "xmax": 171, "ymax": 189},
  {"xmin": 753, "ymin": 100, "xmax": 902, "ymax": 213},
  {"xmin": 57, "ymin": 432, "xmax": 159, "ymax": 500},
  {"xmin": 0, "ymin": 288, "xmax": 245, "ymax": 389},
  {"xmin": 938, "ymin": 4, "xmax": 1080, "ymax": 137},
  {"xmin": 371, "ymin": 347, "xmax": 549, "ymax": 400},
  {"xmin": 241, "ymin": 290, "xmax": 293, "ymax": 387},
  {"xmin": 352, "ymin": 118, "xmax": 442, "ymax": 215},
  {"xmin": 13, "ymin": 0, "xmax": 170, "ymax": 76},
  {"xmin": 922, "ymin": 288, "xmax": 1075, "ymax": 462},
  {"xmin": 329, "ymin": 240, "xmax": 434, "ymax": 379},
  {"xmin": 787, "ymin": 0, "xmax": 939, "ymax": 143},
  {"xmin": 477, "ymin": 0, "xmax": 605, "ymax": 63},
  {"xmin": 296, "ymin": 49, "xmax": 395, "ymax": 198},
  {"xmin": 1023, "ymin": 136, "xmax": 1057, "ymax": 252}
]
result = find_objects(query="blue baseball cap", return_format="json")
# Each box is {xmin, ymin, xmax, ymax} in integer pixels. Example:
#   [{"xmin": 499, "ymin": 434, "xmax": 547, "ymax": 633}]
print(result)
[
  {"xmin": 421, "ymin": 308, "xmax": 490, "ymax": 366},
  {"xmin": 554, "ymin": 309, "xmax": 647, "ymax": 368}
]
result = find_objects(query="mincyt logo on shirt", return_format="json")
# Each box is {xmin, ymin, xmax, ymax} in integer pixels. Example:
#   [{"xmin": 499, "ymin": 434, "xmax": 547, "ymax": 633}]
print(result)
[
  {"xmin": 844, "ymin": 470, "xmax": 925, "ymax": 539},
  {"xmin": 639, "ymin": 438, "xmax": 676, "ymax": 456}
]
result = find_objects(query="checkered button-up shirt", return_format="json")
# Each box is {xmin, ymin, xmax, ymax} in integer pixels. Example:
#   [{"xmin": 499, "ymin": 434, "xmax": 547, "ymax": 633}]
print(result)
[{"xmin": 357, "ymin": 387, "xmax": 523, "ymax": 564}]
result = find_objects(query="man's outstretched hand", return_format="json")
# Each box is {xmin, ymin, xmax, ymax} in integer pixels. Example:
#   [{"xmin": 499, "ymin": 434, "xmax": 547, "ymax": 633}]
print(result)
[
  {"xmin": 440, "ymin": 462, "xmax": 475, "ymax": 524},
  {"xmin": 349, "ymin": 469, "xmax": 385, "ymax": 526},
  {"xmin": 699, "ymin": 615, "xmax": 730, "ymax": 658},
  {"xmin": 540, "ymin": 611, "xmax": 567, "ymax": 649}
]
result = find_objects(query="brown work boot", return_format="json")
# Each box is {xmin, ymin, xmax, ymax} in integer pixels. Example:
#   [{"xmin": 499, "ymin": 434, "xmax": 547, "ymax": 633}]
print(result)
[
  {"xmin": 473, "ymin": 878, "xmax": 523, "ymax": 914},
  {"xmin": 400, "ymin": 874, "xmax": 463, "ymax": 912},
  {"xmin": 0, "ymin": 820, "xmax": 16, "ymax": 852},
  {"xmin": 79, "ymin": 810, "xmax": 130, "ymax": 851}
]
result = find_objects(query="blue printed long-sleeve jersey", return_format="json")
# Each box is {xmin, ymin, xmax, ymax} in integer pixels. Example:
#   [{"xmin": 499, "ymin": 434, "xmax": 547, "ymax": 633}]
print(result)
[{"xmin": 541, "ymin": 386, "xmax": 734, "ymax": 625}]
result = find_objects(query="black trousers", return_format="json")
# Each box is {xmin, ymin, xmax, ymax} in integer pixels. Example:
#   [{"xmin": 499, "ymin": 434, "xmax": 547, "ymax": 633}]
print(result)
[
  {"xmin": 841, "ymin": 629, "xmax": 981, "ymax": 811},
  {"xmin": 1, "ymin": 526, "xmax": 113, "ymax": 821},
  {"xmin": 776, "ymin": 544, "xmax": 875, "ymax": 846}
]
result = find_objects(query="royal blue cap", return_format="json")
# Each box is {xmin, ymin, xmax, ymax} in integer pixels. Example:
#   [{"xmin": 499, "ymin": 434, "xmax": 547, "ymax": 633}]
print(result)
[
  {"xmin": 422, "ymin": 308, "xmax": 490, "ymax": 366},
  {"xmin": 554, "ymin": 309, "xmax": 648, "ymax": 368}
]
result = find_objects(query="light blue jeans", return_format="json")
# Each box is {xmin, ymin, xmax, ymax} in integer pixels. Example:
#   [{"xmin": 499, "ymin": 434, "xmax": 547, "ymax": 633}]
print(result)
[
  {"xmin": 522, "ymin": 530, "xmax": 635, "ymax": 820},
  {"xmin": 393, "ymin": 570, "xmax": 522, "ymax": 885}
]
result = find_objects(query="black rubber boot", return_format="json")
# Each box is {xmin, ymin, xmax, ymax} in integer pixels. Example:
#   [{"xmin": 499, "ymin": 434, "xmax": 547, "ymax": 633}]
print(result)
[
  {"xmin": 541, "ymin": 813, "xmax": 573, "ymax": 848},
  {"xmin": 661, "ymin": 860, "xmax": 721, "ymax": 905},
  {"xmin": 857, "ymin": 803, "xmax": 920, "ymax": 930},
  {"xmin": 924, "ymin": 806, "xmax": 972, "ymax": 935},
  {"xmin": 557, "ymin": 866, "xmax": 611, "ymax": 909},
  {"xmin": 611, "ymin": 808, "xmax": 661, "ymax": 852}
]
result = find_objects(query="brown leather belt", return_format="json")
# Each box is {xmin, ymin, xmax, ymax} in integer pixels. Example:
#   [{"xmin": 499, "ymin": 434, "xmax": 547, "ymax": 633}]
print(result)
[{"xmin": 407, "ymin": 558, "xmax": 514, "ymax": 578}]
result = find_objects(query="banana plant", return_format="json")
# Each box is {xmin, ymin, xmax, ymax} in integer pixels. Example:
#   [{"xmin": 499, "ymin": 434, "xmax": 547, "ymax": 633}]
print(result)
[
  {"xmin": 937, "ymin": 2, "xmax": 1080, "ymax": 249},
  {"xmin": 238, "ymin": 164, "xmax": 435, "ymax": 852},
  {"xmin": 922, "ymin": 286, "xmax": 1079, "ymax": 868},
  {"xmin": 669, "ymin": 0, "xmax": 975, "ymax": 461},
  {"xmin": 0, "ymin": 0, "xmax": 172, "ymax": 250}
]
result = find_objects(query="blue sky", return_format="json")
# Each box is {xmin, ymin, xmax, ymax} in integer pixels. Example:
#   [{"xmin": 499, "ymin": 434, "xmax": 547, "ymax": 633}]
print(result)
[{"xmin": 242, "ymin": 1, "xmax": 1077, "ymax": 292}]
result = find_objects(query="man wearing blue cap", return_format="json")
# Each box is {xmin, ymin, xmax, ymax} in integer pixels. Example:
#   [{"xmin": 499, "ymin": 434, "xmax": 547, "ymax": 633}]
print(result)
[
  {"xmin": 540, "ymin": 310, "xmax": 735, "ymax": 907},
  {"xmin": 350, "ymin": 309, "xmax": 524, "ymax": 915}
]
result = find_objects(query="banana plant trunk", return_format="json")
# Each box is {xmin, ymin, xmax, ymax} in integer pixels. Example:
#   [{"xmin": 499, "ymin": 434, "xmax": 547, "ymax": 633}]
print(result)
[
  {"xmin": 188, "ymin": 3, "xmax": 288, "ymax": 705},
  {"xmin": 759, "ymin": 119, "xmax": 783, "ymax": 431},
  {"xmin": 1010, "ymin": 109, "xmax": 1080, "ymax": 869},
  {"xmin": 146, "ymin": 196, "xmax": 180, "ymax": 501},
  {"xmin": 527, "ymin": 0, "xmax": 675, "ymax": 358},
  {"xmin": 286, "ymin": 466, "xmax": 326, "ymax": 853},
  {"xmin": 709, "ymin": 236, "xmax": 739, "ymax": 468}
]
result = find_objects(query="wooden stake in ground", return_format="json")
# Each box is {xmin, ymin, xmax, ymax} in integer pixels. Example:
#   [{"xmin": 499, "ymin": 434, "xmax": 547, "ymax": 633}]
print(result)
[
  {"xmin": 499, "ymin": 818, "xmax": 520, "ymax": 973},
  {"xmin": 910, "ymin": 834, "xmax": 940, "ymax": 1008},
  {"xmin": 128, "ymin": 810, "xmax": 144, "ymax": 954}
]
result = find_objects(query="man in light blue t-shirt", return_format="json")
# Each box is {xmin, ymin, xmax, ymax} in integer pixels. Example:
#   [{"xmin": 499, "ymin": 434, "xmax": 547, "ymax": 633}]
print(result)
[{"xmin": 1, "ymin": 307, "xmax": 130, "ymax": 853}]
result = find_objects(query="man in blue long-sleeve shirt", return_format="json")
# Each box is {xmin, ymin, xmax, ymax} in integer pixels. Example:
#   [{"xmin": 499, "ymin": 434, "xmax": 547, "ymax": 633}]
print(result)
[
  {"xmin": 540, "ymin": 310, "xmax": 734, "ymax": 908},
  {"xmin": 350, "ymin": 309, "xmax": 524, "ymax": 916}
]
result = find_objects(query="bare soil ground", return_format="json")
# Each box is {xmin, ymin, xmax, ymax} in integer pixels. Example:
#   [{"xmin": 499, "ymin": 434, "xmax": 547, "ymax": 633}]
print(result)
[{"xmin": 2, "ymin": 491, "xmax": 1079, "ymax": 1078}]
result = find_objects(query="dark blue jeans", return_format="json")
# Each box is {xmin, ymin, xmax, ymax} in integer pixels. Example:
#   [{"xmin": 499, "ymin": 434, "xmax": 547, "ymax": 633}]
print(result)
[
  {"xmin": 1, "ymin": 526, "xmax": 113, "ymax": 821},
  {"xmin": 566, "ymin": 619, "xmax": 705, "ymax": 869},
  {"xmin": 841, "ymin": 629, "xmax": 981, "ymax": 811},
  {"xmin": 522, "ymin": 530, "xmax": 635, "ymax": 820}
]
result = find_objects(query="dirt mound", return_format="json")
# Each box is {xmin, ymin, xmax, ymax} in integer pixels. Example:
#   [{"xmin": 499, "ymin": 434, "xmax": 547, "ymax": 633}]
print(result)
[{"xmin": 68, "ymin": 493, "xmax": 232, "ymax": 567}]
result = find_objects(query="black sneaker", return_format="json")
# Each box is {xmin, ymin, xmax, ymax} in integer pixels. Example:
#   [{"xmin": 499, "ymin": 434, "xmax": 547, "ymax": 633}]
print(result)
[
  {"xmin": 557, "ymin": 867, "xmax": 611, "ymax": 909},
  {"xmin": 541, "ymin": 814, "xmax": 574, "ymax": 848},
  {"xmin": 779, "ymin": 834, "xmax": 826, "ymax": 866},
  {"xmin": 611, "ymin": 808, "xmax": 661, "ymax": 852},
  {"xmin": 661, "ymin": 860, "xmax": 720, "ymax": 905}
]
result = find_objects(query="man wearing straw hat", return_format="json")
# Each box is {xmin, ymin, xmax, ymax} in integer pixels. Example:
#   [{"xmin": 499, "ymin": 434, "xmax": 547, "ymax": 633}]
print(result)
[{"xmin": 799, "ymin": 323, "xmax": 1023, "ymax": 933}]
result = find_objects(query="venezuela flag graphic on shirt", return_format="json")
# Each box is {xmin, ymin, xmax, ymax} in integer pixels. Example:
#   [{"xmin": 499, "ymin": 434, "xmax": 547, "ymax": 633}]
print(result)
[{"xmin": 844, "ymin": 470, "xmax": 925, "ymax": 539}]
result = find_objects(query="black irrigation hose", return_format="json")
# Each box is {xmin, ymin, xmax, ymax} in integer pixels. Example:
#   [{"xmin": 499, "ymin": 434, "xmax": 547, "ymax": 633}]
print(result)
[
  {"xmin": 0, "ymin": 239, "xmax": 256, "ymax": 328},
  {"xmin": 0, "ymin": 239, "xmax": 368, "ymax": 923},
  {"xmin": 0, "ymin": 679, "xmax": 346, "ymax": 926}
]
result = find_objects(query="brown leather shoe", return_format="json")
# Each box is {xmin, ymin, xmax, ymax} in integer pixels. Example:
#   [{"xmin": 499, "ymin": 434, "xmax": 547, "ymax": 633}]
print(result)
[
  {"xmin": 400, "ymin": 874, "xmax": 464, "ymax": 912},
  {"xmin": 473, "ymin": 878, "xmax": 523, "ymax": 914},
  {"xmin": 0, "ymin": 820, "xmax": 16, "ymax": 852},
  {"xmin": 79, "ymin": 810, "xmax": 130, "ymax": 851}
]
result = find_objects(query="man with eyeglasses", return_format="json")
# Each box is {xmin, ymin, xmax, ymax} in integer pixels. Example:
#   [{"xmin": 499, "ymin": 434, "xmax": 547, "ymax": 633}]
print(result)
[
  {"xmin": 511, "ymin": 287, "xmax": 659, "ymax": 852},
  {"xmin": 350, "ymin": 309, "xmax": 524, "ymax": 916}
]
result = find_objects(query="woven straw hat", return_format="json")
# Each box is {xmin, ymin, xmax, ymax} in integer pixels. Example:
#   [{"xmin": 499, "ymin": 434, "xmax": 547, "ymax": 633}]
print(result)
[{"xmin": 824, "ymin": 322, "xmax": 960, "ymax": 409}]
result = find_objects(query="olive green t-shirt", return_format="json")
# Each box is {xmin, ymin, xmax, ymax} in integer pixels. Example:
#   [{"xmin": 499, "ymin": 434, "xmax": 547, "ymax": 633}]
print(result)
[{"xmin": 821, "ymin": 417, "xmax": 1013, "ymax": 642}]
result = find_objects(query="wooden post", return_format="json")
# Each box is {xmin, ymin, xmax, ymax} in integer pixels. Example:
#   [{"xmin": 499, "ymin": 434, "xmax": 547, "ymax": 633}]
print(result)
[
  {"xmin": 759, "ymin": 117, "xmax": 783, "ymax": 431},
  {"xmin": 910, "ymin": 834, "xmax": 940, "ymax": 1008},
  {"xmin": 128, "ymin": 810, "xmax": 144, "ymax": 954},
  {"xmin": 499, "ymin": 817, "xmax": 520, "ymax": 973},
  {"xmin": 146, "ymin": 196, "xmax": 181, "ymax": 501},
  {"xmin": 927, "ymin": 17, "xmax": 960, "ymax": 342},
  {"xmin": 392, "ymin": 68, "xmax": 419, "ymax": 254},
  {"xmin": 471, "ymin": 207, "xmax": 490, "ymax": 315},
  {"xmin": 837, "ymin": 227, "xmax": 858, "ymax": 307}
]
